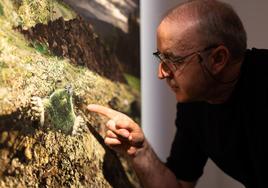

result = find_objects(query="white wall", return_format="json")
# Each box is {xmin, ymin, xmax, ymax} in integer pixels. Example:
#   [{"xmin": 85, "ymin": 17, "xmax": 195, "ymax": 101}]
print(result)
[{"xmin": 141, "ymin": 0, "xmax": 268, "ymax": 188}]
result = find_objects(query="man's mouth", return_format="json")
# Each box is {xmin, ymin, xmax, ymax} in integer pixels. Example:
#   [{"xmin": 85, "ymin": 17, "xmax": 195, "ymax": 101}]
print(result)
[
  {"xmin": 170, "ymin": 85, "xmax": 179, "ymax": 92},
  {"xmin": 166, "ymin": 79, "xmax": 179, "ymax": 91}
]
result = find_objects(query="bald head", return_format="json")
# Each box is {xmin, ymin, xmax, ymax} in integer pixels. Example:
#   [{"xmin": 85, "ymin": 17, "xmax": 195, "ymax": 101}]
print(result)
[{"xmin": 160, "ymin": 0, "xmax": 247, "ymax": 61}]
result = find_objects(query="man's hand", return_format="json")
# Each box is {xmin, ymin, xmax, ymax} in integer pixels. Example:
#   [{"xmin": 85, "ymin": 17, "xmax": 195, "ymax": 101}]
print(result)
[
  {"xmin": 88, "ymin": 104, "xmax": 196, "ymax": 188},
  {"xmin": 87, "ymin": 104, "xmax": 145, "ymax": 157}
]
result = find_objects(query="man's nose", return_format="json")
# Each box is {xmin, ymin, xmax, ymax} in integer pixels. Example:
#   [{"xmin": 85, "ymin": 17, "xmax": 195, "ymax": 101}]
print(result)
[{"xmin": 158, "ymin": 63, "xmax": 171, "ymax": 79}]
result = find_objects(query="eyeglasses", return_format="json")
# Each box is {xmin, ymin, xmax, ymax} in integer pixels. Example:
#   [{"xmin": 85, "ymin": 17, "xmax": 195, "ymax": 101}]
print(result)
[{"xmin": 153, "ymin": 44, "xmax": 219, "ymax": 75}]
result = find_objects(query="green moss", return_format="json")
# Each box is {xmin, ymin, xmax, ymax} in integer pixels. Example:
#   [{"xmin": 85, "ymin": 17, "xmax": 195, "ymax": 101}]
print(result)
[
  {"xmin": 0, "ymin": 2, "xmax": 4, "ymax": 16},
  {"xmin": 0, "ymin": 61, "xmax": 8, "ymax": 69},
  {"xmin": 43, "ymin": 87, "xmax": 76, "ymax": 134},
  {"xmin": 124, "ymin": 73, "xmax": 140, "ymax": 91},
  {"xmin": 31, "ymin": 41, "xmax": 50, "ymax": 55}
]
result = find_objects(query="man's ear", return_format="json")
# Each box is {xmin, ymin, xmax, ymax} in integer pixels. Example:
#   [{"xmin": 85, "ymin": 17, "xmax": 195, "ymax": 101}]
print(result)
[{"xmin": 209, "ymin": 45, "xmax": 230, "ymax": 74}]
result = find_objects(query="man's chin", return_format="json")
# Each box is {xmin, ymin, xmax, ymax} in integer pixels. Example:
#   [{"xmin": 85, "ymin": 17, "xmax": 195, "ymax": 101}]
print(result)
[
  {"xmin": 175, "ymin": 93, "xmax": 191, "ymax": 103},
  {"xmin": 171, "ymin": 87, "xmax": 192, "ymax": 102}
]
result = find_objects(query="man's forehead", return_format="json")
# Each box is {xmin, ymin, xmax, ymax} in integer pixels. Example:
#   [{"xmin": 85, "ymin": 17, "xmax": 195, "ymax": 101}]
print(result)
[
  {"xmin": 157, "ymin": 20, "xmax": 200, "ymax": 53},
  {"xmin": 158, "ymin": 40, "xmax": 187, "ymax": 56}
]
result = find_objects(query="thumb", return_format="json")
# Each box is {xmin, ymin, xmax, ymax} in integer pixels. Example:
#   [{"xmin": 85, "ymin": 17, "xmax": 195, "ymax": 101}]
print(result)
[{"xmin": 128, "ymin": 132, "xmax": 144, "ymax": 148}]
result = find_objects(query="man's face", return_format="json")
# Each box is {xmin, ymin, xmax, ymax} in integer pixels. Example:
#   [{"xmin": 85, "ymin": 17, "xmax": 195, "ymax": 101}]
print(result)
[{"xmin": 156, "ymin": 20, "xmax": 210, "ymax": 102}]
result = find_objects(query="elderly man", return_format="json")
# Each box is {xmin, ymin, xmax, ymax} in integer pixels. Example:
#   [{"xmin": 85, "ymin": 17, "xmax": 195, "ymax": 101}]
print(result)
[{"xmin": 88, "ymin": 0, "xmax": 268, "ymax": 187}]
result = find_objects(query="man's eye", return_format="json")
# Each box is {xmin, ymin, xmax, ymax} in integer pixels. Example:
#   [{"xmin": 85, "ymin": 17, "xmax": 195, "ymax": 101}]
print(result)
[
  {"xmin": 170, "ymin": 57, "xmax": 183, "ymax": 63},
  {"xmin": 162, "ymin": 54, "xmax": 170, "ymax": 59},
  {"xmin": 175, "ymin": 59, "xmax": 184, "ymax": 64}
]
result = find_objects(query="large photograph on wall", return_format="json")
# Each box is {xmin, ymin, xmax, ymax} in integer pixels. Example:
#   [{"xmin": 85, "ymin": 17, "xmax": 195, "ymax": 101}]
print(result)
[{"xmin": 0, "ymin": 0, "xmax": 140, "ymax": 187}]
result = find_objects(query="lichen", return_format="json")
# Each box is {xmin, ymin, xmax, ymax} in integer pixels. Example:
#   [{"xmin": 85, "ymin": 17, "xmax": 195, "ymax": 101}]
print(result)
[
  {"xmin": 0, "ymin": 0, "xmax": 76, "ymax": 29},
  {"xmin": 17, "ymin": 0, "xmax": 51, "ymax": 28}
]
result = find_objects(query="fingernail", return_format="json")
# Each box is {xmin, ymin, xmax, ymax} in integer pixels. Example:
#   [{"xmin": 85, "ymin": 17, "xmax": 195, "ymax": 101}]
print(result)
[
  {"xmin": 128, "ymin": 135, "xmax": 132, "ymax": 141},
  {"xmin": 87, "ymin": 104, "xmax": 95, "ymax": 110},
  {"xmin": 122, "ymin": 130, "xmax": 130, "ymax": 138}
]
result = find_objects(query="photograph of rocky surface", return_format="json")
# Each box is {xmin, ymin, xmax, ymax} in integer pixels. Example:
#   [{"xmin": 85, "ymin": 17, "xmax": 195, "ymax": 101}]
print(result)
[{"xmin": 0, "ymin": 0, "xmax": 140, "ymax": 187}]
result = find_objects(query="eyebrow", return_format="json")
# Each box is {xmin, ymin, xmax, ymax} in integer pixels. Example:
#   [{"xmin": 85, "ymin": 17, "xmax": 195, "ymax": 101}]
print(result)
[{"xmin": 157, "ymin": 49, "xmax": 179, "ymax": 58}]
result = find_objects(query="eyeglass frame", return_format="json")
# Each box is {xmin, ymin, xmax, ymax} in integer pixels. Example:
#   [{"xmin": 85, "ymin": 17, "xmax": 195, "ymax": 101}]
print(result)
[{"xmin": 153, "ymin": 44, "xmax": 220, "ymax": 74}]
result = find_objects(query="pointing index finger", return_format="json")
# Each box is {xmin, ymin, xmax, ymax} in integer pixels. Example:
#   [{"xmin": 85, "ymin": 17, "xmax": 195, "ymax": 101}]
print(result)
[{"xmin": 87, "ymin": 104, "xmax": 121, "ymax": 119}]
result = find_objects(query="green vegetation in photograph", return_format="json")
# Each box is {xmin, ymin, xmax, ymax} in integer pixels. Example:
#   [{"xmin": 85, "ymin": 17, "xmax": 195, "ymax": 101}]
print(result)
[
  {"xmin": 0, "ymin": 2, "xmax": 4, "ymax": 16},
  {"xmin": 31, "ymin": 41, "xmax": 50, "ymax": 55},
  {"xmin": 124, "ymin": 73, "xmax": 140, "ymax": 91}
]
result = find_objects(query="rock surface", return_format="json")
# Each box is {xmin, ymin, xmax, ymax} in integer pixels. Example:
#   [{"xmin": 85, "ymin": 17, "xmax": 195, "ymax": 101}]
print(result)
[
  {"xmin": 18, "ymin": 16, "xmax": 127, "ymax": 83},
  {"xmin": 0, "ymin": 0, "xmax": 141, "ymax": 187}
]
